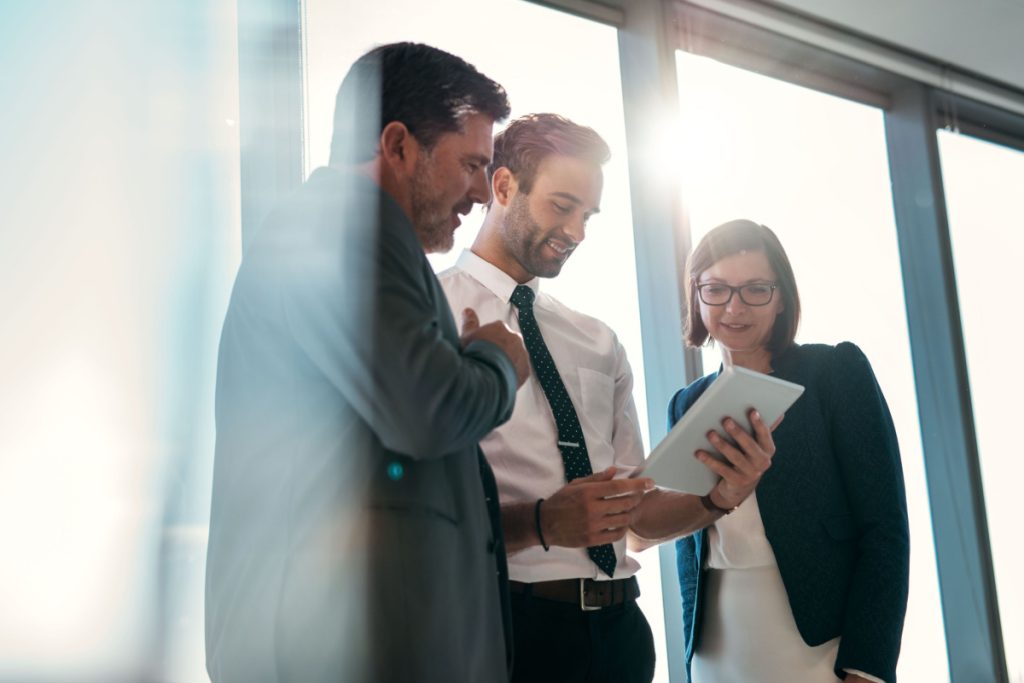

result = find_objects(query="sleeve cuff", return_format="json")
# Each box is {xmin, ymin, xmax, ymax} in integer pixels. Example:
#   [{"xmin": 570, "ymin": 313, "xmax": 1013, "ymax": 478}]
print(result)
[
  {"xmin": 463, "ymin": 338, "xmax": 518, "ymax": 420},
  {"xmin": 843, "ymin": 668, "xmax": 886, "ymax": 683}
]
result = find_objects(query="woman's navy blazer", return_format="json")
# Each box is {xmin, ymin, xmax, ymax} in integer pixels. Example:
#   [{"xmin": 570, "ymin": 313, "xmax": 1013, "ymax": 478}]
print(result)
[{"xmin": 670, "ymin": 342, "xmax": 910, "ymax": 682}]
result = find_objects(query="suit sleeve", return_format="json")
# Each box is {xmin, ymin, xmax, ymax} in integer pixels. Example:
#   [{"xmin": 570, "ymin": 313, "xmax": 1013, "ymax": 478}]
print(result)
[
  {"xmin": 279, "ymin": 202, "xmax": 516, "ymax": 461},
  {"xmin": 829, "ymin": 342, "xmax": 910, "ymax": 682}
]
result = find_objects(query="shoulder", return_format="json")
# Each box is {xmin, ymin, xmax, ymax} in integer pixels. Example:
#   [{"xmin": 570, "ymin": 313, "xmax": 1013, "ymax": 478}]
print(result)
[
  {"xmin": 776, "ymin": 341, "xmax": 872, "ymax": 377},
  {"xmin": 436, "ymin": 265, "xmax": 493, "ymax": 312},
  {"xmin": 536, "ymin": 292, "xmax": 617, "ymax": 339},
  {"xmin": 831, "ymin": 340, "xmax": 872, "ymax": 369},
  {"xmin": 668, "ymin": 372, "xmax": 717, "ymax": 423},
  {"xmin": 436, "ymin": 264, "xmax": 463, "ymax": 286},
  {"xmin": 794, "ymin": 341, "xmax": 873, "ymax": 378},
  {"xmin": 436, "ymin": 264, "xmax": 481, "ymax": 294},
  {"xmin": 778, "ymin": 343, "xmax": 882, "ymax": 417},
  {"xmin": 777, "ymin": 342, "xmax": 831, "ymax": 367}
]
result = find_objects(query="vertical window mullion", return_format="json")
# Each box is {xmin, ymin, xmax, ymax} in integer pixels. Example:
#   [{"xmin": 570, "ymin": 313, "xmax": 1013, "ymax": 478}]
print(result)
[{"xmin": 883, "ymin": 82, "xmax": 1008, "ymax": 683}]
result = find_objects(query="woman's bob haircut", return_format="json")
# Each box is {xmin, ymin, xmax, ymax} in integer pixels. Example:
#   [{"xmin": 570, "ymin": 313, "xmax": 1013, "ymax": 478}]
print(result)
[{"xmin": 684, "ymin": 219, "xmax": 801, "ymax": 353}]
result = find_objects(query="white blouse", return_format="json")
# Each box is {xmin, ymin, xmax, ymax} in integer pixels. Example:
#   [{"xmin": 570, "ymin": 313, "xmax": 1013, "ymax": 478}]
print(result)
[
  {"xmin": 703, "ymin": 488, "xmax": 886, "ymax": 683},
  {"xmin": 706, "ymin": 491, "xmax": 777, "ymax": 569}
]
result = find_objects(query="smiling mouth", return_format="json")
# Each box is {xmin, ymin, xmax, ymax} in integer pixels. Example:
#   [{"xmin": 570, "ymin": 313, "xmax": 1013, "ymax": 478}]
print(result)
[
  {"xmin": 721, "ymin": 322, "xmax": 750, "ymax": 330},
  {"xmin": 545, "ymin": 238, "xmax": 574, "ymax": 257}
]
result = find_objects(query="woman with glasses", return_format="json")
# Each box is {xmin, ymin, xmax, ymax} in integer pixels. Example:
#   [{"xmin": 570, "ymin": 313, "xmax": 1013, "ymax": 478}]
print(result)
[{"xmin": 670, "ymin": 219, "xmax": 909, "ymax": 683}]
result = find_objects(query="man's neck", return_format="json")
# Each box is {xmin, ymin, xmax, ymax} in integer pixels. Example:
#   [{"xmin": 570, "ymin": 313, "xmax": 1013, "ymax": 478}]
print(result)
[{"xmin": 471, "ymin": 214, "xmax": 533, "ymax": 284}]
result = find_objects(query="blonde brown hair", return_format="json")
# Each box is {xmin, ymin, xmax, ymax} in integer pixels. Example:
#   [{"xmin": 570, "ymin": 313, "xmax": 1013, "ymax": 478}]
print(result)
[{"xmin": 489, "ymin": 113, "xmax": 610, "ymax": 199}]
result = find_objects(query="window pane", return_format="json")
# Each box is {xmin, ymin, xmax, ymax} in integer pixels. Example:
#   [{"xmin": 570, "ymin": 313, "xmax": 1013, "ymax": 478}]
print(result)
[
  {"xmin": 938, "ymin": 129, "xmax": 1024, "ymax": 682},
  {"xmin": 304, "ymin": 3, "xmax": 665, "ymax": 680},
  {"xmin": 675, "ymin": 50, "xmax": 949, "ymax": 680}
]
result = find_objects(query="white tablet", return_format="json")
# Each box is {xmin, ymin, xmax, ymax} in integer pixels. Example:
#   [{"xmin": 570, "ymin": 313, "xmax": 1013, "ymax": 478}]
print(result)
[{"xmin": 634, "ymin": 365, "xmax": 805, "ymax": 495}]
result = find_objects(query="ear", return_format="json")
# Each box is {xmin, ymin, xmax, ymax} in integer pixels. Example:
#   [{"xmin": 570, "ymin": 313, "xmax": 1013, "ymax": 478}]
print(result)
[
  {"xmin": 491, "ymin": 166, "xmax": 517, "ymax": 208},
  {"xmin": 379, "ymin": 121, "xmax": 420, "ymax": 177}
]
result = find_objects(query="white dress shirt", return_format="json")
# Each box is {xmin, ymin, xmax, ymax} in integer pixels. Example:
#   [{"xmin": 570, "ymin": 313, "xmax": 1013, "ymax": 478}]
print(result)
[{"xmin": 438, "ymin": 250, "xmax": 646, "ymax": 582}]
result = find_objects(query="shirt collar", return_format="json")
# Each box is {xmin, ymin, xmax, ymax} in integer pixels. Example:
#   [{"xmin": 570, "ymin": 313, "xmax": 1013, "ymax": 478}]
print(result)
[{"xmin": 455, "ymin": 249, "xmax": 541, "ymax": 305}]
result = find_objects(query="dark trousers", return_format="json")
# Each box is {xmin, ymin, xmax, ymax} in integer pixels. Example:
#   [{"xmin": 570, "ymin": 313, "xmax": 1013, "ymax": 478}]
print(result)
[{"xmin": 510, "ymin": 591, "xmax": 656, "ymax": 683}]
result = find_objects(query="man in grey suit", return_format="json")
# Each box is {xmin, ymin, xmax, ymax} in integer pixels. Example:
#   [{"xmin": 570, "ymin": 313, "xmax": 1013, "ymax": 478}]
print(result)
[{"xmin": 205, "ymin": 42, "xmax": 530, "ymax": 682}]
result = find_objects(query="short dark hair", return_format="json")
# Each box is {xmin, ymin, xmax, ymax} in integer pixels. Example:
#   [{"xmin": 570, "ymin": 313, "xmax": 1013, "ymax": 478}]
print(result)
[
  {"xmin": 684, "ymin": 219, "xmax": 801, "ymax": 353},
  {"xmin": 329, "ymin": 42, "xmax": 511, "ymax": 164},
  {"xmin": 490, "ymin": 113, "xmax": 611, "ymax": 196}
]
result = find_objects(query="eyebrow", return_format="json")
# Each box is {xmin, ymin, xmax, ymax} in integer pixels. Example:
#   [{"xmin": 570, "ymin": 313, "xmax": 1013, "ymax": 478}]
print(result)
[
  {"xmin": 550, "ymin": 191, "xmax": 601, "ymax": 215},
  {"xmin": 699, "ymin": 276, "xmax": 775, "ymax": 284}
]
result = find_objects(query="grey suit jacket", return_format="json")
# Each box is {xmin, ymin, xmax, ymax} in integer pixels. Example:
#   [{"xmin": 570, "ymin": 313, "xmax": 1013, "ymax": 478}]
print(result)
[{"xmin": 206, "ymin": 168, "xmax": 517, "ymax": 682}]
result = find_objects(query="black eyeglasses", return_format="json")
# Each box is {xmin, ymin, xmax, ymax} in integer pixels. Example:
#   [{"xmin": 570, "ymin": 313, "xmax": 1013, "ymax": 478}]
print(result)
[{"xmin": 697, "ymin": 282, "xmax": 778, "ymax": 306}]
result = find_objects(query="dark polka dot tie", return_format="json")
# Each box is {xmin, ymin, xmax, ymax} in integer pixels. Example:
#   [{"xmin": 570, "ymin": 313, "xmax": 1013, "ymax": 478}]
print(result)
[{"xmin": 510, "ymin": 284, "xmax": 617, "ymax": 578}]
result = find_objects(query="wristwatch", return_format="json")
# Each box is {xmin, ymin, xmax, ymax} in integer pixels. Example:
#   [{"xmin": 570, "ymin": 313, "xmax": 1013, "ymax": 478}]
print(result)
[{"xmin": 699, "ymin": 491, "xmax": 737, "ymax": 515}]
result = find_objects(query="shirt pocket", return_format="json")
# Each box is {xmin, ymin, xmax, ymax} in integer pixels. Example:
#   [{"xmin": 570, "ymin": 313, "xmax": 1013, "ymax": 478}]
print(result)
[{"xmin": 578, "ymin": 367, "xmax": 616, "ymax": 470}]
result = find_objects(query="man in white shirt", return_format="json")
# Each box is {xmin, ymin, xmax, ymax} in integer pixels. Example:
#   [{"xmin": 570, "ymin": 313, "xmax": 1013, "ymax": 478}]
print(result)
[{"xmin": 438, "ymin": 113, "xmax": 777, "ymax": 682}]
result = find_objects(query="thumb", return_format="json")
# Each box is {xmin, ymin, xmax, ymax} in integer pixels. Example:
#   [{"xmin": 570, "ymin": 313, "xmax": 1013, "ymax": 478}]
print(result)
[
  {"xmin": 461, "ymin": 307, "xmax": 480, "ymax": 335},
  {"xmin": 568, "ymin": 466, "xmax": 616, "ymax": 485}
]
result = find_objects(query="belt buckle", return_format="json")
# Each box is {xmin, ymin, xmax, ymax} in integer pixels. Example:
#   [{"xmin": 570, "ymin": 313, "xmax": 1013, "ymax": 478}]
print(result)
[{"xmin": 579, "ymin": 578, "xmax": 601, "ymax": 612}]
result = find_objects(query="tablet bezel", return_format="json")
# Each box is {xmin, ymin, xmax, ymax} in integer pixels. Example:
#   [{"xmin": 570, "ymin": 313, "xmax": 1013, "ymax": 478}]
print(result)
[{"xmin": 634, "ymin": 365, "xmax": 805, "ymax": 495}]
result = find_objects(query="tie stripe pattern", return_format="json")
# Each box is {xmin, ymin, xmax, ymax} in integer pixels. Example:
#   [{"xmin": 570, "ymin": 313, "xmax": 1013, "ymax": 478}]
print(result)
[{"xmin": 510, "ymin": 284, "xmax": 617, "ymax": 578}]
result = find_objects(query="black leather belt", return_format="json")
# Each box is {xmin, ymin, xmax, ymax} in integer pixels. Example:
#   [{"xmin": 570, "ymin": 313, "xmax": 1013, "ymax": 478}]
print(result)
[{"xmin": 509, "ymin": 576, "xmax": 640, "ymax": 611}]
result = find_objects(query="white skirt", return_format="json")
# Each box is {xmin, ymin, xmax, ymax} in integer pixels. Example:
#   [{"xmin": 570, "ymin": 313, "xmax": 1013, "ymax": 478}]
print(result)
[{"xmin": 692, "ymin": 564, "xmax": 842, "ymax": 683}]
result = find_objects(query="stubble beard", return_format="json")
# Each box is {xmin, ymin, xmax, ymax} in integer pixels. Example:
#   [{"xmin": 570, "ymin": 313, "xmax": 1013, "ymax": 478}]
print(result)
[
  {"xmin": 502, "ymin": 193, "xmax": 564, "ymax": 279},
  {"xmin": 409, "ymin": 155, "xmax": 455, "ymax": 254}
]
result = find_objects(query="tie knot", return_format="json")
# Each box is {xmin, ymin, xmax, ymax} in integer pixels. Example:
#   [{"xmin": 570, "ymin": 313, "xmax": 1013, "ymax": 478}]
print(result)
[{"xmin": 510, "ymin": 284, "xmax": 536, "ymax": 310}]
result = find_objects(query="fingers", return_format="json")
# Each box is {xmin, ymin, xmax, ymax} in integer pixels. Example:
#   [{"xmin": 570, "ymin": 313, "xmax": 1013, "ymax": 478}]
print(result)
[
  {"xmin": 461, "ymin": 318, "xmax": 530, "ymax": 387},
  {"xmin": 579, "ymin": 511, "xmax": 635, "ymax": 546},
  {"xmin": 708, "ymin": 418, "xmax": 772, "ymax": 473},
  {"xmin": 543, "ymin": 473, "xmax": 651, "ymax": 547},
  {"xmin": 594, "ymin": 491, "xmax": 647, "ymax": 518},
  {"xmin": 694, "ymin": 413, "xmax": 778, "ymax": 509},
  {"xmin": 748, "ymin": 409, "xmax": 777, "ymax": 455},
  {"xmin": 599, "ymin": 476, "xmax": 655, "ymax": 497},
  {"xmin": 694, "ymin": 449, "xmax": 738, "ymax": 479},
  {"xmin": 567, "ymin": 471, "xmax": 652, "ymax": 503},
  {"xmin": 460, "ymin": 307, "xmax": 479, "ymax": 335}
]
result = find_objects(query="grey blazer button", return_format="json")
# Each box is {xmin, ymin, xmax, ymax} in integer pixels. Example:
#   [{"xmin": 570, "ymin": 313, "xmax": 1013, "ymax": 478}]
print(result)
[{"xmin": 486, "ymin": 538, "xmax": 496, "ymax": 553}]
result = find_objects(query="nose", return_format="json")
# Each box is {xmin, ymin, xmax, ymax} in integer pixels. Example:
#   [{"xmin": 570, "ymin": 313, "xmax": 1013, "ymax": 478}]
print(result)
[
  {"xmin": 563, "ymin": 214, "xmax": 587, "ymax": 245},
  {"xmin": 467, "ymin": 166, "xmax": 490, "ymax": 205},
  {"xmin": 724, "ymin": 291, "xmax": 748, "ymax": 314}
]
